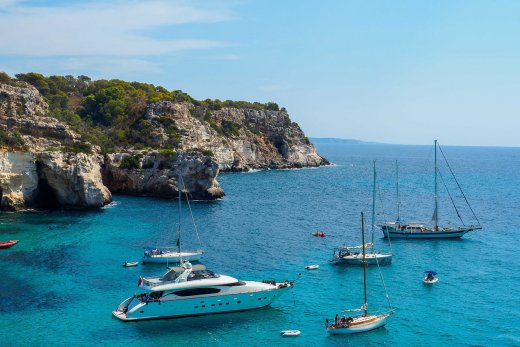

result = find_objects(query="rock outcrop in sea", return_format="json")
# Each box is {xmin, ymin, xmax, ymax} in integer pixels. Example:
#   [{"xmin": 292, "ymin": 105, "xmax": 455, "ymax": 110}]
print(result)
[
  {"xmin": 0, "ymin": 77, "xmax": 327, "ymax": 210},
  {"xmin": 102, "ymin": 151, "xmax": 223, "ymax": 200}
]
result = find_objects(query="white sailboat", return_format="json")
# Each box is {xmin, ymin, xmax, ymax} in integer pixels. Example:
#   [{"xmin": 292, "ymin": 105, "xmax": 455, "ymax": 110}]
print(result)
[
  {"xmin": 142, "ymin": 175, "xmax": 203, "ymax": 264},
  {"xmin": 379, "ymin": 140, "xmax": 482, "ymax": 239},
  {"xmin": 331, "ymin": 162, "xmax": 392, "ymax": 265},
  {"xmin": 326, "ymin": 212, "xmax": 394, "ymax": 334}
]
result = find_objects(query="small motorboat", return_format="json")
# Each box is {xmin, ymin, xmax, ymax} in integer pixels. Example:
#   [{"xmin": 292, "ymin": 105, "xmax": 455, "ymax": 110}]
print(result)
[
  {"xmin": 280, "ymin": 330, "xmax": 301, "ymax": 337},
  {"xmin": 305, "ymin": 265, "xmax": 319, "ymax": 270},
  {"xmin": 122, "ymin": 262, "xmax": 139, "ymax": 267},
  {"xmin": 0, "ymin": 240, "xmax": 18, "ymax": 249},
  {"xmin": 423, "ymin": 270, "xmax": 438, "ymax": 284},
  {"xmin": 311, "ymin": 231, "xmax": 326, "ymax": 237}
]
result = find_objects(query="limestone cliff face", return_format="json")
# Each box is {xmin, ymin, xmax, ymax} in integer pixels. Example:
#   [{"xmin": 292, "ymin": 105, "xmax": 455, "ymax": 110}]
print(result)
[
  {"xmin": 0, "ymin": 151, "xmax": 111, "ymax": 210},
  {"xmin": 38, "ymin": 152, "xmax": 111, "ymax": 208},
  {"xmin": 0, "ymin": 82, "xmax": 78, "ymax": 150},
  {"xmin": 0, "ymin": 152, "xmax": 38, "ymax": 210},
  {"xmin": 144, "ymin": 101, "xmax": 329, "ymax": 171},
  {"xmin": 0, "ymin": 80, "xmax": 328, "ymax": 210},
  {"xmin": 102, "ymin": 151, "xmax": 224, "ymax": 200},
  {"xmin": 0, "ymin": 82, "xmax": 111, "ymax": 210}
]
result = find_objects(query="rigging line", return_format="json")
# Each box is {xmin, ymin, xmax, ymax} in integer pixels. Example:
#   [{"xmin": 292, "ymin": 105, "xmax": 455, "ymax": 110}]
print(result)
[
  {"xmin": 438, "ymin": 169, "xmax": 465, "ymax": 225},
  {"xmin": 182, "ymin": 180, "xmax": 202, "ymax": 248},
  {"xmin": 377, "ymin": 185, "xmax": 392, "ymax": 254},
  {"xmin": 437, "ymin": 143, "xmax": 481, "ymax": 226},
  {"xmin": 181, "ymin": 179, "xmax": 204, "ymax": 249},
  {"xmin": 373, "ymin": 236, "xmax": 393, "ymax": 310}
]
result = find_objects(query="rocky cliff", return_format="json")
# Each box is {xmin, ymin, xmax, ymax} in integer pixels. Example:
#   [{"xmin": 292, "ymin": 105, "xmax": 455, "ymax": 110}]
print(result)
[
  {"xmin": 0, "ymin": 82, "xmax": 222, "ymax": 210},
  {"xmin": 0, "ymin": 74, "xmax": 328, "ymax": 210},
  {"xmin": 144, "ymin": 101, "xmax": 328, "ymax": 171},
  {"xmin": 0, "ymin": 82, "xmax": 111, "ymax": 210}
]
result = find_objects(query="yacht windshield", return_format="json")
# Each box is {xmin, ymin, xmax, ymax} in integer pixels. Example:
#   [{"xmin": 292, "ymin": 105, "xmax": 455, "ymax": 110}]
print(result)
[{"xmin": 188, "ymin": 270, "xmax": 219, "ymax": 281}]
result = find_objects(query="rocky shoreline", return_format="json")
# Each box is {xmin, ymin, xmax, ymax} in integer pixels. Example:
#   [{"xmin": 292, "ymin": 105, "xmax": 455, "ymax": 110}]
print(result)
[{"xmin": 0, "ymin": 79, "xmax": 327, "ymax": 211}]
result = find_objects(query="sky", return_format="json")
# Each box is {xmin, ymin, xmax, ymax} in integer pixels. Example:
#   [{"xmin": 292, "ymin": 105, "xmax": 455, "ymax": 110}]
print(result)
[{"xmin": 0, "ymin": 0, "xmax": 519, "ymax": 146}]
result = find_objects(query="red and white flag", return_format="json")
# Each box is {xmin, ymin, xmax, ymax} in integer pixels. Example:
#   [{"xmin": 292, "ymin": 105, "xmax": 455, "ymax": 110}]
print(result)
[{"xmin": 138, "ymin": 276, "xmax": 143, "ymax": 287}]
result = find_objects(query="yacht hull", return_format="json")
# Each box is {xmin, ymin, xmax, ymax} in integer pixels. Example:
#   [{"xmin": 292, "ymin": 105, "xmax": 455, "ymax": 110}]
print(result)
[
  {"xmin": 333, "ymin": 254, "xmax": 392, "ymax": 265},
  {"xmin": 326, "ymin": 314, "xmax": 390, "ymax": 334},
  {"xmin": 113, "ymin": 285, "xmax": 290, "ymax": 321},
  {"xmin": 381, "ymin": 227, "xmax": 479, "ymax": 239}
]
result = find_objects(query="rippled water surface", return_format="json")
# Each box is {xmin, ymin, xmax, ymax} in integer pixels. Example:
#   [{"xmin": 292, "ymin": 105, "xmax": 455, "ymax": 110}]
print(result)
[{"xmin": 1, "ymin": 143, "xmax": 519, "ymax": 346}]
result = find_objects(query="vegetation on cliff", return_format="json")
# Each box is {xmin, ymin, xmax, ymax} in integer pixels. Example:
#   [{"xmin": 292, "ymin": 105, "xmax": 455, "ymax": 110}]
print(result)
[{"xmin": 0, "ymin": 72, "xmax": 283, "ymax": 153}]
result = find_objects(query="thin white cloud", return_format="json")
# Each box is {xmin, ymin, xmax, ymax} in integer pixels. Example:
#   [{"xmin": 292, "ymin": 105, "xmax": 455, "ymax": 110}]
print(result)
[{"xmin": 0, "ymin": 1, "xmax": 233, "ymax": 56}]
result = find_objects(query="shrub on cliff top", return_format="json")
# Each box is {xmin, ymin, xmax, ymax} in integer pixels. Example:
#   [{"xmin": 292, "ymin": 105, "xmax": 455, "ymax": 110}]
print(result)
[
  {"xmin": 221, "ymin": 120, "xmax": 241, "ymax": 138},
  {"xmin": 188, "ymin": 148, "xmax": 214, "ymax": 157},
  {"xmin": 10, "ymin": 72, "xmax": 293, "ymax": 154},
  {"xmin": 159, "ymin": 148, "xmax": 175, "ymax": 156},
  {"xmin": 0, "ymin": 71, "xmax": 16, "ymax": 86},
  {"xmin": 0, "ymin": 130, "xmax": 26, "ymax": 149},
  {"xmin": 120, "ymin": 155, "xmax": 141, "ymax": 170}
]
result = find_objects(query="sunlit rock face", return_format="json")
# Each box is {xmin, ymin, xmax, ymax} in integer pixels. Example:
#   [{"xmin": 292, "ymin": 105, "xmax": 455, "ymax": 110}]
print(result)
[{"xmin": 144, "ymin": 101, "xmax": 329, "ymax": 172}]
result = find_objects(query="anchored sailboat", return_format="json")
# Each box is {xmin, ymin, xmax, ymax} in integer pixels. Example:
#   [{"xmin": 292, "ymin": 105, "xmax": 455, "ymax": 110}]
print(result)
[
  {"xmin": 379, "ymin": 140, "xmax": 482, "ymax": 239},
  {"xmin": 331, "ymin": 162, "xmax": 392, "ymax": 265},
  {"xmin": 326, "ymin": 212, "xmax": 394, "ymax": 334},
  {"xmin": 142, "ymin": 175, "xmax": 203, "ymax": 264}
]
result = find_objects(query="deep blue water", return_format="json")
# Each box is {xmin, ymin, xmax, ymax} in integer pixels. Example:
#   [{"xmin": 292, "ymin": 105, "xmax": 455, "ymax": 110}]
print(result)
[{"xmin": 1, "ymin": 143, "xmax": 520, "ymax": 346}]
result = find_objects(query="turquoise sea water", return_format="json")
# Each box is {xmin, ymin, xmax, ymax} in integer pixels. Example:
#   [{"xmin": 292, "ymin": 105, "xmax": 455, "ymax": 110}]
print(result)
[{"xmin": 1, "ymin": 143, "xmax": 519, "ymax": 346}]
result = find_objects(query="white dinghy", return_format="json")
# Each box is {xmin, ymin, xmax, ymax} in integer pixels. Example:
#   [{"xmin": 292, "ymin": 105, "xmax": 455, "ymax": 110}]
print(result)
[
  {"xmin": 280, "ymin": 330, "xmax": 301, "ymax": 337},
  {"xmin": 122, "ymin": 262, "xmax": 139, "ymax": 267}
]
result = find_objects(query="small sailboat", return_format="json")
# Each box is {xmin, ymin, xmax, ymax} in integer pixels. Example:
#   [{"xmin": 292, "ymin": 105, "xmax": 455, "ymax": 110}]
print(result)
[
  {"xmin": 331, "ymin": 243, "xmax": 392, "ymax": 265},
  {"xmin": 326, "ymin": 212, "xmax": 394, "ymax": 334},
  {"xmin": 331, "ymin": 162, "xmax": 392, "ymax": 265},
  {"xmin": 0, "ymin": 240, "xmax": 18, "ymax": 249},
  {"xmin": 423, "ymin": 271, "xmax": 438, "ymax": 284},
  {"xmin": 379, "ymin": 141, "xmax": 482, "ymax": 239},
  {"xmin": 142, "ymin": 175, "xmax": 203, "ymax": 264}
]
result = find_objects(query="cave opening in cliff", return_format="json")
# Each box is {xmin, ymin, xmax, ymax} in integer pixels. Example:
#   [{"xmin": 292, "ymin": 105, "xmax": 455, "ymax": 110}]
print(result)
[{"xmin": 34, "ymin": 178, "xmax": 60, "ymax": 209}]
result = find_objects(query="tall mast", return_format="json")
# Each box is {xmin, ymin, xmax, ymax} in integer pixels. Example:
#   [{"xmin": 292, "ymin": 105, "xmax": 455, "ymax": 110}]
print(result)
[
  {"xmin": 371, "ymin": 161, "xmax": 376, "ymax": 245},
  {"xmin": 361, "ymin": 212, "xmax": 368, "ymax": 317},
  {"xmin": 177, "ymin": 175, "xmax": 182, "ymax": 254},
  {"xmin": 434, "ymin": 140, "xmax": 438, "ymax": 231},
  {"xmin": 396, "ymin": 160, "xmax": 400, "ymax": 222}
]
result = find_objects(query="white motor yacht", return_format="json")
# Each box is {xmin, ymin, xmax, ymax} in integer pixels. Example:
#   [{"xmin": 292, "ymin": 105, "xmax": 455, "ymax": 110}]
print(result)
[{"xmin": 113, "ymin": 262, "xmax": 293, "ymax": 321}]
